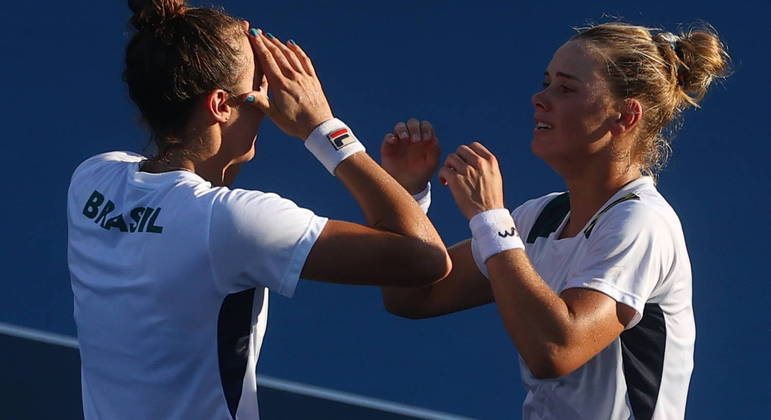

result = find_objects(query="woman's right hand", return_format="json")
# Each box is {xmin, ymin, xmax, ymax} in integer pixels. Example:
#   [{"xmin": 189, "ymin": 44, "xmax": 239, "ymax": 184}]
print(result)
[
  {"xmin": 244, "ymin": 29, "xmax": 333, "ymax": 140},
  {"xmin": 380, "ymin": 119, "xmax": 441, "ymax": 194}
]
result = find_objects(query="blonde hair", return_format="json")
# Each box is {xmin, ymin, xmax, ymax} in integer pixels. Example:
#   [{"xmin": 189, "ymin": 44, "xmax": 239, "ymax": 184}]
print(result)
[{"xmin": 572, "ymin": 22, "xmax": 730, "ymax": 177}]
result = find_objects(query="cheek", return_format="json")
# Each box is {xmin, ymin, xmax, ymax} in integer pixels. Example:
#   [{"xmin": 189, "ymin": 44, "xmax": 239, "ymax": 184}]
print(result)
[
  {"xmin": 227, "ymin": 110, "xmax": 264, "ymax": 153},
  {"xmin": 531, "ymin": 106, "xmax": 601, "ymax": 158},
  {"xmin": 563, "ymin": 99, "xmax": 611, "ymax": 140},
  {"xmin": 236, "ymin": 108, "xmax": 264, "ymax": 132}
]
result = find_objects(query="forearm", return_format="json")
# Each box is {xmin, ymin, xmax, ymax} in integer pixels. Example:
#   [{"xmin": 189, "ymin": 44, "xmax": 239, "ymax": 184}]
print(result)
[
  {"xmin": 486, "ymin": 250, "xmax": 583, "ymax": 377},
  {"xmin": 298, "ymin": 151, "xmax": 450, "ymax": 285},
  {"xmin": 315, "ymin": 133, "xmax": 450, "ymax": 282},
  {"xmin": 380, "ymin": 285, "xmax": 434, "ymax": 318},
  {"xmin": 381, "ymin": 240, "xmax": 494, "ymax": 318},
  {"xmin": 336, "ymin": 153, "xmax": 439, "ymax": 244}
]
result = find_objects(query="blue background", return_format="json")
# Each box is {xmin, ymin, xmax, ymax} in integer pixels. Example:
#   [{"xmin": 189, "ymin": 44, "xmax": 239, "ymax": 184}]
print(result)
[{"xmin": 1, "ymin": 1, "xmax": 769, "ymax": 418}]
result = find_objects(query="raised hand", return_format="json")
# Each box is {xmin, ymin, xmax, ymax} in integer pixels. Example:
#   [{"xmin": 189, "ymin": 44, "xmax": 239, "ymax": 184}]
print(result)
[
  {"xmin": 380, "ymin": 119, "xmax": 441, "ymax": 194},
  {"xmin": 439, "ymin": 142, "xmax": 505, "ymax": 220},
  {"xmin": 244, "ymin": 29, "xmax": 333, "ymax": 139}
]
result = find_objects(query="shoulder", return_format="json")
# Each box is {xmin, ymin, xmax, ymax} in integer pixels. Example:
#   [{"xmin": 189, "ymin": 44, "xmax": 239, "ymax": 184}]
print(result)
[
  {"xmin": 212, "ymin": 188, "xmax": 304, "ymax": 213},
  {"xmin": 591, "ymin": 183, "xmax": 681, "ymax": 242},
  {"xmin": 210, "ymin": 188, "xmax": 318, "ymax": 229},
  {"xmin": 71, "ymin": 151, "xmax": 145, "ymax": 180},
  {"xmin": 74, "ymin": 151, "xmax": 145, "ymax": 169},
  {"xmin": 586, "ymin": 190, "xmax": 683, "ymax": 265}
]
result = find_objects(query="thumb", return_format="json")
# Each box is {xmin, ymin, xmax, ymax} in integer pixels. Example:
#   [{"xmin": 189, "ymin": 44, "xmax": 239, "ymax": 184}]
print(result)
[
  {"xmin": 242, "ymin": 76, "xmax": 271, "ymax": 114},
  {"xmin": 243, "ymin": 90, "xmax": 271, "ymax": 115}
]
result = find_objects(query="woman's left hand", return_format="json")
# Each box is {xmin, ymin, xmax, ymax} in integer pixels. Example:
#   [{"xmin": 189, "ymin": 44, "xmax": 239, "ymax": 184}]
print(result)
[
  {"xmin": 380, "ymin": 119, "xmax": 441, "ymax": 195},
  {"xmin": 439, "ymin": 142, "xmax": 505, "ymax": 220}
]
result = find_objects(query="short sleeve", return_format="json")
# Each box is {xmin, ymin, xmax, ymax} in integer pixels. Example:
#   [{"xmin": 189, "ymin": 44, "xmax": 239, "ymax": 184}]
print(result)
[
  {"xmin": 562, "ymin": 203, "xmax": 669, "ymax": 329},
  {"xmin": 209, "ymin": 189, "xmax": 328, "ymax": 297}
]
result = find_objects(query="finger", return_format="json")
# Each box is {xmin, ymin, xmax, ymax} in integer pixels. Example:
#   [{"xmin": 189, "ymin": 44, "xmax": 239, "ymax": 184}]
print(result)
[
  {"xmin": 438, "ymin": 166, "xmax": 451, "ymax": 186},
  {"xmin": 394, "ymin": 122, "xmax": 409, "ymax": 141},
  {"xmin": 444, "ymin": 153, "xmax": 471, "ymax": 175},
  {"xmin": 455, "ymin": 145, "xmax": 484, "ymax": 169},
  {"xmin": 381, "ymin": 132, "xmax": 407, "ymax": 158},
  {"xmin": 248, "ymin": 29, "xmax": 287, "ymax": 86},
  {"xmin": 406, "ymin": 118, "xmax": 421, "ymax": 143},
  {"xmin": 257, "ymin": 74, "xmax": 267, "ymax": 92},
  {"xmin": 467, "ymin": 141, "xmax": 496, "ymax": 160},
  {"xmin": 420, "ymin": 120, "xmax": 434, "ymax": 142},
  {"xmin": 439, "ymin": 165, "xmax": 461, "ymax": 187},
  {"xmin": 265, "ymin": 34, "xmax": 305, "ymax": 75},
  {"xmin": 259, "ymin": 32, "xmax": 295, "ymax": 79},
  {"xmin": 286, "ymin": 40, "xmax": 316, "ymax": 77},
  {"xmin": 241, "ymin": 90, "xmax": 272, "ymax": 116}
]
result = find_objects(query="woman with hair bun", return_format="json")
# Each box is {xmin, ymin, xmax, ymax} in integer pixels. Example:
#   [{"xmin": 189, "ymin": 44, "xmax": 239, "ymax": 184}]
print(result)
[
  {"xmin": 382, "ymin": 22, "xmax": 730, "ymax": 419},
  {"xmin": 67, "ymin": 1, "xmax": 450, "ymax": 418}
]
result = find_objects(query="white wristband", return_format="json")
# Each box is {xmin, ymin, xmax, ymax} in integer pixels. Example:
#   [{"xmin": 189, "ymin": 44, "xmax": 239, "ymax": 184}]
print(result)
[
  {"xmin": 469, "ymin": 209, "xmax": 524, "ymax": 265},
  {"xmin": 411, "ymin": 182, "xmax": 431, "ymax": 214},
  {"xmin": 305, "ymin": 118, "xmax": 366, "ymax": 175}
]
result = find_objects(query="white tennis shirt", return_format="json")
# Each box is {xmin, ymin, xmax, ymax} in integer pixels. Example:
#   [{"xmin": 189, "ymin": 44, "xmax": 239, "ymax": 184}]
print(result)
[
  {"xmin": 476, "ymin": 177, "xmax": 694, "ymax": 420},
  {"xmin": 66, "ymin": 152, "xmax": 327, "ymax": 419}
]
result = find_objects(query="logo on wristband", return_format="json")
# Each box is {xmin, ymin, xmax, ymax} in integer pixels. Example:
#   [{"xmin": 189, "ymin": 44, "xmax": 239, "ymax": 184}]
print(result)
[
  {"xmin": 327, "ymin": 128, "xmax": 356, "ymax": 150},
  {"xmin": 498, "ymin": 227, "xmax": 518, "ymax": 238}
]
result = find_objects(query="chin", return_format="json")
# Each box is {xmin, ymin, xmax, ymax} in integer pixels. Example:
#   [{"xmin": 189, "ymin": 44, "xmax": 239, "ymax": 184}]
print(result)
[
  {"xmin": 532, "ymin": 136, "xmax": 572, "ymax": 172},
  {"xmin": 531, "ymin": 136, "xmax": 549, "ymax": 160}
]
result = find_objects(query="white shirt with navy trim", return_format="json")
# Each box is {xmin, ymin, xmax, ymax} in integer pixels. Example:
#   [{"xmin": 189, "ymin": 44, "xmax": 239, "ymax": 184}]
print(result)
[
  {"xmin": 67, "ymin": 152, "xmax": 327, "ymax": 420},
  {"xmin": 491, "ymin": 177, "xmax": 694, "ymax": 420}
]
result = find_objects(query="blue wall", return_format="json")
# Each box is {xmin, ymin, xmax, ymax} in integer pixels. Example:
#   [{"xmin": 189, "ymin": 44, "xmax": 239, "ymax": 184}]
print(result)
[{"xmin": 1, "ymin": 1, "xmax": 768, "ymax": 418}]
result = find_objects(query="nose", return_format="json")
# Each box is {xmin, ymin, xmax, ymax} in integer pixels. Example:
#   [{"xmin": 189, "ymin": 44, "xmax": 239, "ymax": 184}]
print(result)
[{"xmin": 531, "ymin": 89, "xmax": 549, "ymax": 111}]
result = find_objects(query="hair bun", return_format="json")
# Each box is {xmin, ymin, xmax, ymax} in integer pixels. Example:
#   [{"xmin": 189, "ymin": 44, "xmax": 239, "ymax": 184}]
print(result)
[
  {"xmin": 672, "ymin": 28, "xmax": 731, "ymax": 106},
  {"xmin": 129, "ymin": 0, "xmax": 187, "ymax": 31}
]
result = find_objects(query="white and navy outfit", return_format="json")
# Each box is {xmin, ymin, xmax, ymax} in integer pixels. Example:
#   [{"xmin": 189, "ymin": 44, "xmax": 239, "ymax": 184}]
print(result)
[
  {"xmin": 67, "ymin": 152, "xmax": 327, "ymax": 419},
  {"xmin": 501, "ymin": 177, "xmax": 693, "ymax": 420}
]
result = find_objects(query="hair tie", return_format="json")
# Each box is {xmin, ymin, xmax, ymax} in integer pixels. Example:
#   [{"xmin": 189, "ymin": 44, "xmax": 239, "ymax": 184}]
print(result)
[
  {"xmin": 659, "ymin": 32, "xmax": 685, "ymax": 86},
  {"xmin": 659, "ymin": 32, "xmax": 679, "ymax": 53}
]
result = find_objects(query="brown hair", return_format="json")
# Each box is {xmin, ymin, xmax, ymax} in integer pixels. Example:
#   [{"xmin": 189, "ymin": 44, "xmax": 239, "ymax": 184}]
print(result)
[
  {"xmin": 125, "ymin": 0, "xmax": 244, "ymax": 158},
  {"xmin": 572, "ymin": 22, "xmax": 730, "ymax": 176}
]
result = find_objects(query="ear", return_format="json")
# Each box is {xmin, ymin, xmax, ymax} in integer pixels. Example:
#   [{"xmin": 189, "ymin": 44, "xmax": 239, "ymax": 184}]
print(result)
[
  {"xmin": 610, "ymin": 98, "xmax": 642, "ymax": 136},
  {"xmin": 205, "ymin": 89, "xmax": 233, "ymax": 124}
]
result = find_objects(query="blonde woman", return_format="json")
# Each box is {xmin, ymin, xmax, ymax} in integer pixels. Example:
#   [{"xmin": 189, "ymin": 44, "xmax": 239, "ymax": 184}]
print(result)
[{"xmin": 382, "ymin": 23, "xmax": 729, "ymax": 420}]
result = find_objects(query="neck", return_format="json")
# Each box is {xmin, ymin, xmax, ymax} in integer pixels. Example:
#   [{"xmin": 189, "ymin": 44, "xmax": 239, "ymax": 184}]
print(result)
[
  {"xmin": 559, "ymin": 160, "xmax": 641, "ymax": 238},
  {"xmin": 141, "ymin": 124, "xmax": 244, "ymax": 187},
  {"xmin": 143, "ymin": 154, "xmax": 241, "ymax": 187}
]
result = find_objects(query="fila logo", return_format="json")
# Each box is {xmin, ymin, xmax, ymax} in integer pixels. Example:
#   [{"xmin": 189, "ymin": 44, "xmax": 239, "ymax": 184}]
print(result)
[
  {"xmin": 327, "ymin": 128, "xmax": 356, "ymax": 150},
  {"xmin": 498, "ymin": 227, "xmax": 517, "ymax": 238}
]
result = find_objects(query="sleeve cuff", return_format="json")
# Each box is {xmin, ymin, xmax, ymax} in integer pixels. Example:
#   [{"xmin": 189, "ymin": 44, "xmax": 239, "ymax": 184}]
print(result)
[
  {"xmin": 562, "ymin": 278, "xmax": 644, "ymax": 329},
  {"xmin": 278, "ymin": 215, "xmax": 328, "ymax": 298}
]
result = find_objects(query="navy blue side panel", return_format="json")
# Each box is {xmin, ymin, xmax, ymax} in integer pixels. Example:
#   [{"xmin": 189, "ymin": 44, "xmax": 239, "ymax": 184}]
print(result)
[
  {"xmin": 526, "ymin": 193, "xmax": 570, "ymax": 243},
  {"xmin": 218, "ymin": 288, "xmax": 256, "ymax": 419},
  {"xmin": 620, "ymin": 303, "xmax": 666, "ymax": 420}
]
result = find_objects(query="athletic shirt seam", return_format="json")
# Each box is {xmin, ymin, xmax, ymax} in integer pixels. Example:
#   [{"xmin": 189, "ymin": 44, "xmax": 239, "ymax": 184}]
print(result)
[
  {"xmin": 276, "ymin": 211, "xmax": 326, "ymax": 297},
  {"xmin": 207, "ymin": 189, "xmax": 229, "ymax": 297}
]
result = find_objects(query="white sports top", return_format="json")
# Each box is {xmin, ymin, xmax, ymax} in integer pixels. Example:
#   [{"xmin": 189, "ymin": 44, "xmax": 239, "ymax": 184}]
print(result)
[
  {"xmin": 67, "ymin": 152, "xmax": 327, "ymax": 419},
  {"xmin": 478, "ymin": 177, "xmax": 694, "ymax": 420}
]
